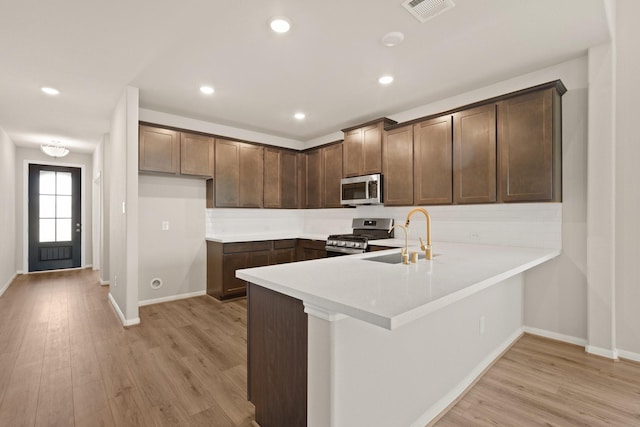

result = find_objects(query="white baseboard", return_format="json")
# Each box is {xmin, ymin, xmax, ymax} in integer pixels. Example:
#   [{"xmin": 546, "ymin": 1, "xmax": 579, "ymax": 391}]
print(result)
[
  {"xmin": 586, "ymin": 345, "xmax": 619, "ymax": 360},
  {"xmin": 411, "ymin": 328, "xmax": 524, "ymax": 427},
  {"xmin": 522, "ymin": 326, "xmax": 588, "ymax": 347},
  {"xmin": 84, "ymin": 264, "xmax": 93, "ymax": 269},
  {"xmin": 108, "ymin": 292, "xmax": 140, "ymax": 327},
  {"xmin": 617, "ymin": 349, "xmax": 640, "ymax": 363},
  {"xmin": 99, "ymin": 278, "xmax": 110, "ymax": 286},
  {"xmin": 0, "ymin": 272, "xmax": 18, "ymax": 297},
  {"xmin": 138, "ymin": 290, "xmax": 207, "ymax": 307}
]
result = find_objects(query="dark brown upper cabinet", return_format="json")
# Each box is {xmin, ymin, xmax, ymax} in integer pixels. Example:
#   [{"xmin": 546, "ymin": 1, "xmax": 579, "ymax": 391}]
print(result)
[
  {"xmin": 139, "ymin": 125, "xmax": 180, "ymax": 174},
  {"xmin": 322, "ymin": 143, "xmax": 343, "ymax": 208},
  {"xmin": 303, "ymin": 143, "xmax": 342, "ymax": 209},
  {"xmin": 342, "ymin": 119, "xmax": 395, "ymax": 178},
  {"xmin": 413, "ymin": 116, "xmax": 453, "ymax": 205},
  {"xmin": 453, "ymin": 104, "xmax": 497, "ymax": 204},
  {"xmin": 180, "ymin": 132, "xmax": 214, "ymax": 177},
  {"xmin": 304, "ymin": 148, "xmax": 322, "ymax": 209},
  {"xmin": 264, "ymin": 147, "xmax": 299, "ymax": 209},
  {"xmin": 382, "ymin": 125, "xmax": 414, "ymax": 206},
  {"xmin": 215, "ymin": 138, "xmax": 264, "ymax": 208},
  {"xmin": 498, "ymin": 87, "xmax": 562, "ymax": 202}
]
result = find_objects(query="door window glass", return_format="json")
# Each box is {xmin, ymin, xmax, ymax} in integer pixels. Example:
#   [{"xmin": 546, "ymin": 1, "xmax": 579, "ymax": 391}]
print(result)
[{"xmin": 39, "ymin": 171, "xmax": 73, "ymax": 242}]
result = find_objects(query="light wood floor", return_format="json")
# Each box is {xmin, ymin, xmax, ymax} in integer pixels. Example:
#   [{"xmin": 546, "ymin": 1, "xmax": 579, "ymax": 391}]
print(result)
[
  {"xmin": 2, "ymin": 270, "xmax": 639, "ymax": 426},
  {"xmin": 0, "ymin": 269, "xmax": 254, "ymax": 426},
  {"xmin": 433, "ymin": 334, "xmax": 640, "ymax": 426}
]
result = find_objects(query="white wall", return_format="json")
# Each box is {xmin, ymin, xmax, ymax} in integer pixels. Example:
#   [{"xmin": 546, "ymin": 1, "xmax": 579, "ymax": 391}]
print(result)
[
  {"xmin": 587, "ymin": 42, "xmax": 616, "ymax": 355},
  {"xmin": 92, "ymin": 136, "xmax": 104, "ymax": 275},
  {"xmin": 138, "ymin": 174, "xmax": 207, "ymax": 304},
  {"xmin": 109, "ymin": 86, "xmax": 140, "ymax": 325},
  {"xmin": 615, "ymin": 0, "xmax": 640, "ymax": 357},
  {"xmin": 14, "ymin": 146, "xmax": 93, "ymax": 273},
  {"xmin": 0, "ymin": 127, "xmax": 16, "ymax": 295}
]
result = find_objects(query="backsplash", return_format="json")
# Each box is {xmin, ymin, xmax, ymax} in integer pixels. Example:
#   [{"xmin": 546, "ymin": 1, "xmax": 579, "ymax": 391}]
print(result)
[
  {"xmin": 207, "ymin": 203, "xmax": 562, "ymax": 249},
  {"xmin": 206, "ymin": 208, "xmax": 305, "ymax": 236}
]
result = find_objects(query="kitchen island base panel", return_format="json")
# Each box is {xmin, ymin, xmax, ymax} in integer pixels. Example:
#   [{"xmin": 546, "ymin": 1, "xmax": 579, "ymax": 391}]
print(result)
[
  {"xmin": 307, "ymin": 274, "xmax": 523, "ymax": 427},
  {"xmin": 247, "ymin": 283, "xmax": 307, "ymax": 427}
]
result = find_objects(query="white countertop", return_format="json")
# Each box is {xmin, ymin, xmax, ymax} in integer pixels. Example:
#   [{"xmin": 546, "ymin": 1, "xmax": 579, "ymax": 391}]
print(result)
[
  {"xmin": 236, "ymin": 242, "xmax": 560, "ymax": 330},
  {"xmin": 206, "ymin": 233, "xmax": 328, "ymax": 243}
]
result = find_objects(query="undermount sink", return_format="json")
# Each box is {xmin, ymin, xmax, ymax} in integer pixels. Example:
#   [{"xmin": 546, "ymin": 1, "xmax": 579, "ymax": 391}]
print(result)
[{"xmin": 363, "ymin": 252, "xmax": 439, "ymax": 264}]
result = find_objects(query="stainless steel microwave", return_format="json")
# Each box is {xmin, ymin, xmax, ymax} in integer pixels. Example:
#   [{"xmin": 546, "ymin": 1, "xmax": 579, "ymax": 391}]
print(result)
[{"xmin": 340, "ymin": 174, "xmax": 382, "ymax": 205}]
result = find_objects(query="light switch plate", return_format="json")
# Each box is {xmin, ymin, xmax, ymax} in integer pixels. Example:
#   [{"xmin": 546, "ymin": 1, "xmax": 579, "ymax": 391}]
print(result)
[{"xmin": 162, "ymin": 221, "xmax": 169, "ymax": 231}]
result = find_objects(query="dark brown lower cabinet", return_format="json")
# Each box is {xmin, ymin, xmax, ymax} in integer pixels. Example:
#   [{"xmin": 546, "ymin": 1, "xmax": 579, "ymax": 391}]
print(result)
[
  {"xmin": 272, "ymin": 239, "xmax": 297, "ymax": 264},
  {"xmin": 296, "ymin": 239, "xmax": 327, "ymax": 261},
  {"xmin": 368, "ymin": 245, "xmax": 394, "ymax": 252},
  {"xmin": 248, "ymin": 283, "xmax": 307, "ymax": 427},
  {"xmin": 207, "ymin": 241, "xmax": 271, "ymax": 300},
  {"xmin": 207, "ymin": 239, "xmax": 325, "ymax": 300}
]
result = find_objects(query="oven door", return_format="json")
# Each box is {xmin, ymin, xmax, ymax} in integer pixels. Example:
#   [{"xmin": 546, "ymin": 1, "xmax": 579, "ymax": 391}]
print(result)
[{"xmin": 325, "ymin": 246, "xmax": 365, "ymax": 257}]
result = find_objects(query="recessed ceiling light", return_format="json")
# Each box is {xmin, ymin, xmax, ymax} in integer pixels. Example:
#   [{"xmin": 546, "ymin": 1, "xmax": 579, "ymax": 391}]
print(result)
[
  {"xmin": 200, "ymin": 86, "xmax": 215, "ymax": 95},
  {"xmin": 294, "ymin": 112, "xmax": 306, "ymax": 120},
  {"xmin": 41, "ymin": 87, "xmax": 60, "ymax": 95},
  {"xmin": 378, "ymin": 75, "xmax": 394, "ymax": 85},
  {"xmin": 270, "ymin": 17, "xmax": 291, "ymax": 33},
  {"xmin": 381, "ymin": 32, "xmax": 405, "ymax": 47}
]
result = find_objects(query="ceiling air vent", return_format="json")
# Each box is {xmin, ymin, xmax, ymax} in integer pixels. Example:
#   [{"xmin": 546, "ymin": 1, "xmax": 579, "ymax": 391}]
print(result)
[{"xmin": 401, "ymin": 0, "xmax": 455, "ymax": 23}]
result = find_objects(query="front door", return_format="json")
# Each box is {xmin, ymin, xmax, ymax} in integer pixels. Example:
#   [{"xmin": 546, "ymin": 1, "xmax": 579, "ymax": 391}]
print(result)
[{"xmin": 28, "ymin": 164, "xmax": 81, "ymax": 271}]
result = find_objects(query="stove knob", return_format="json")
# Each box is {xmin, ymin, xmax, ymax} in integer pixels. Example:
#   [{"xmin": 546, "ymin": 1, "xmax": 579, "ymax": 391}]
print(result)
[{"xmin": 338, "ymin": 241, "xmax": 345, "ymax": 247}]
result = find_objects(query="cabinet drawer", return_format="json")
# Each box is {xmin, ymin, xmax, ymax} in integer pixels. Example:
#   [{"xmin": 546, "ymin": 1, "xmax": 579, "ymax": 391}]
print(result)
[
  {"xmin": 274, "ymin": 239, "xmax": 296, "ymax": 249},
  {"xmin": 224, "ymin": 241, "xmax": 273, "ymax": 254}
]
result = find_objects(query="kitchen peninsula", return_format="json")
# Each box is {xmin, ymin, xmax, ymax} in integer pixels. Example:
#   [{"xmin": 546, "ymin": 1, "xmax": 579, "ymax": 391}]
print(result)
[{"xmin": 237, "ymin": 242, "xmax": 560, "ymax": 427}]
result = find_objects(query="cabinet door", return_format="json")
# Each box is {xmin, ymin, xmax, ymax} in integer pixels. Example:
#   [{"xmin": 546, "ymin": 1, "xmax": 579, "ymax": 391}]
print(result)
[
  {"xmin": 382, "ymin": 125, "xmax": 414, "ymax": 206},
  {"xmin": 272, "ymin": 248, "xmax": 296, "ymax": 264},
  {"xmin": 215, "ymin": 139, "xmax": 264, "ymax": 207},
  {"xmin": 322, "ymin": 144, "xmax": 343, "ymax": 208},
  {"xmin": 453, "ymin": 104, "xmax": 497, "ymax": 204},
  {"xmin": 263, "ymin": 147, "xmax": 282, "ymax": 208},
  {"xmin": 215, "ymin": 139, "xmax": 240, "ymax": 207},
  {"xmin": 414, "ymin": 116, "xmax": 453, "ymax": 205},
  {"xmin": 264, "ymin": 148, "xmax": 297, "ymax": 208},
  {"xmin": 498, "ymin": 88, "xmax": 561, "ymax": 202},
  {"xmin": 305, "ymin": 149, "xmax": 322, "ymax": 209},
  {"xmin": 180, "ymin": 132, "xmax": 214, "ymax": 177},
  {"xmin": 223, "ymin": 251, "xmax": 271, "ymax": 295},
  {"xmin": 222, "ymin": 253, "xmax": 250, "ymax": 295},
  {"xmin": 362, "ymin": 123, "xmax": 383, "ymax": 175},
  {"xmin": 139, "ymin": 125, "xmax": 179, "ymax": 174},
  {"xmin": 296, "ymin": 239, "xmax": 326, "ymax": 261},
  {"xmin": 281, "ymin": 150, "xmax": 299, "ymax": 208},
  {"xmin": 342, "ymin": 128, "xmax": 363, "ymax": 178},
  {"xmin": 239, "ymin": 143, "xmax": 264, "ymax": 208}
]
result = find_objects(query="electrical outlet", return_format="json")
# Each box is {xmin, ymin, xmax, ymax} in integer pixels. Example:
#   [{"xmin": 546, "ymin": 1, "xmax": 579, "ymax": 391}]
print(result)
[
  {"xmin": 479, "ymin": 315, "xmax": 485, "ymax": 336},
  {"xmin": 469, "ymin": 231, "xmax": 480, "ymax": 241},
  {"xmin": 162, "ymin": 221, "xmax": 169, "ymax": 231}
]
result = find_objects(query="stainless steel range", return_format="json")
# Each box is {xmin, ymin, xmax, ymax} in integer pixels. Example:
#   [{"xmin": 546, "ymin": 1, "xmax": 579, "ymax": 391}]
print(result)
[{"xmin": 325, "ymin": 218, "xmax": 394, "ymax": 256}]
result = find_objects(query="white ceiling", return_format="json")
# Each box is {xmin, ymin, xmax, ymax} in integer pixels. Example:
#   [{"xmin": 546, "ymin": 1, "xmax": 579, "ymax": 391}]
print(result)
[{"xmin": 0, "ymin": 0, "xmax": 610, "ymax": 154}]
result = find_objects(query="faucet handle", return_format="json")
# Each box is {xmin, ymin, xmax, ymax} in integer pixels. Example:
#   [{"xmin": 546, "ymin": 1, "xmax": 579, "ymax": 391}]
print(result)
[{"xmin": 419, "ymin": 237, "xmax": 426, "ymax": 251}]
